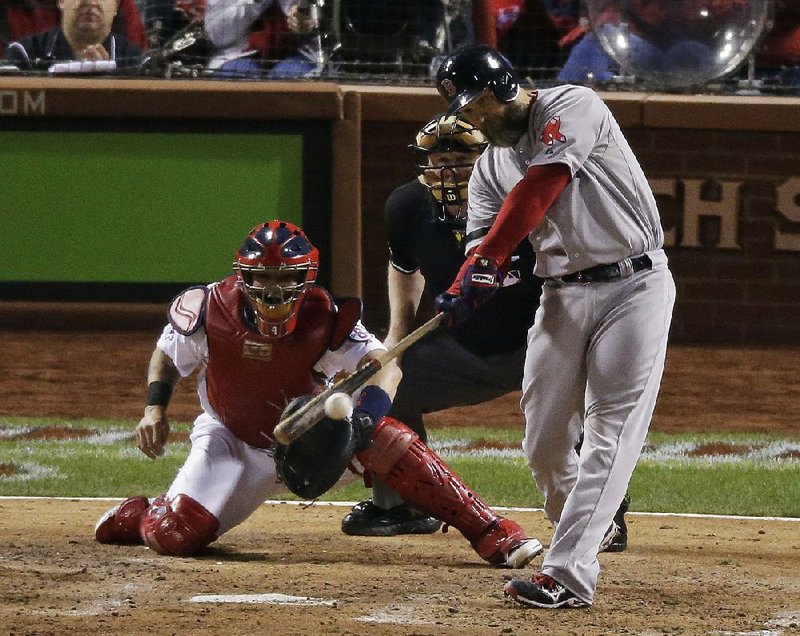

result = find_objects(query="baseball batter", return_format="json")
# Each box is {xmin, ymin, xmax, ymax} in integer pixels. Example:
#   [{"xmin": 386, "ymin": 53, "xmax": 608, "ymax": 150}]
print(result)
[
  {"xmin": 435, "ymin": 46, "xmax": 676, "ymax": 608},
  {"xmin": 95, "ymin": 219, "xmax": 543, "ymax": 568}
]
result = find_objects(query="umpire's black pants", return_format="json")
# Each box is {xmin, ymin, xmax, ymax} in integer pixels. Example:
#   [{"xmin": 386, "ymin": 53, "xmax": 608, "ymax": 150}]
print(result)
[{"xmin": 388, "ymin": 330, "xmax": 527, "ymax": 442}]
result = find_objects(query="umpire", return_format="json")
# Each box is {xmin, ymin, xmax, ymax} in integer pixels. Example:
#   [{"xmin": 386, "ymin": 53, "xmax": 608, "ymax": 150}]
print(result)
[{"xmin": 341, "ymin": 114, "xmax": 544, "ymax": 535}]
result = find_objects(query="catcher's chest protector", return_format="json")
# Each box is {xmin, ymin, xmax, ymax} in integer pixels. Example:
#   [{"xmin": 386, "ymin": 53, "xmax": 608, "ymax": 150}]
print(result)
[{"xmin": 204, "ymin": 278, "xmax": 336, "ymax": 447}]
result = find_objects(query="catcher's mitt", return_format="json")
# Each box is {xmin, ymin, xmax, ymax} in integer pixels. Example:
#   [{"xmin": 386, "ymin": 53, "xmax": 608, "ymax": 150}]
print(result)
[{"xmin": 274, "ymin": 397, "xmax": 357, "ymax": 500}]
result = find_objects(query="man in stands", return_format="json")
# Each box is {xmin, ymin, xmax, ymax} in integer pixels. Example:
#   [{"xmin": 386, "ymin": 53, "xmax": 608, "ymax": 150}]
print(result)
[{"xmin": 4, "ymin": 0, "xmax": 142, "ymax": 71}]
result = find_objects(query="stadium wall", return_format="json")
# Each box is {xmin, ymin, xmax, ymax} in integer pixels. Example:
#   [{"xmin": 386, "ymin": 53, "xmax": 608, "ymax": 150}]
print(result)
[{"xmin": 1, "ymin": 79, "xmax": 799, "ymax": 345}]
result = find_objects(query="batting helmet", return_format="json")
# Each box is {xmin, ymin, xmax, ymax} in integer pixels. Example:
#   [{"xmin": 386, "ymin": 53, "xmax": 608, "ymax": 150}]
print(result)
[
  {"xmin": 409, "ymin": 114, "xmax": 487, "ymax": 220},
  {"xmin": 435, "ymin": 45, "xmax": 520, "ymax": 114},
  {"xmin": 234, "ymin": 220, "xmax": 319, "ymax": 338}
]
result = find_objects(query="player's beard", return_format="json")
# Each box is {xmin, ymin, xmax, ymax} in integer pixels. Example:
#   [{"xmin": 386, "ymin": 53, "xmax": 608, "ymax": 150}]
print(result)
[{"xmin": 482, "ymin": 101, "xmax": 530, "ymax": 148}]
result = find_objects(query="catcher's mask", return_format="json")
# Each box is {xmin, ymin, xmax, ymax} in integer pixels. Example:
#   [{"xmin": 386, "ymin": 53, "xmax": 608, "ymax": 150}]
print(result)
[
  {"xmin": 410, "ymin": 114, "xmax": 487, "ymax": 222},
  {"xmin": 234, "ymin": 220, "xmax": 319, "ymax": 338}
]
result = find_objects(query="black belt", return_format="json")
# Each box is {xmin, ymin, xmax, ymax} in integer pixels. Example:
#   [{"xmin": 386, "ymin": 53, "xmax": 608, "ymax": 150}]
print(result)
[{"xmin": 557, "ymin": 254, "xmax": 653, "ymax": 284}]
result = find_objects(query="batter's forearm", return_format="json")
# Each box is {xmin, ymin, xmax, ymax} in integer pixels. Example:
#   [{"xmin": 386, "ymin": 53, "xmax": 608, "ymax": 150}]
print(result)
[{"xmin": 479, "ymin": 163, "xmax": 571, "ymax": 266}]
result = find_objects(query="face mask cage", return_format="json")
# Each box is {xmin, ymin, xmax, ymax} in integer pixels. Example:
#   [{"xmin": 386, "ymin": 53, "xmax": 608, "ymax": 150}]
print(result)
[
  {"xmin": 235, "ymin": 263, "xmax": 314, "ymax": 324},
  {"xmin": 410, "ymin": 116, "xmax": 487, "ymax": 222},
  {"xmin": 414, "ymin": 151, "xmax": 477, "ymax": 221}
]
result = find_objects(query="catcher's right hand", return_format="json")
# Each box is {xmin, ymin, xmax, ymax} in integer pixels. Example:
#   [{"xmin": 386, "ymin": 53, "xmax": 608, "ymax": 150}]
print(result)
[{"xmin": 136, "ymin": 405, "xmax": 170, "ymax": 459}]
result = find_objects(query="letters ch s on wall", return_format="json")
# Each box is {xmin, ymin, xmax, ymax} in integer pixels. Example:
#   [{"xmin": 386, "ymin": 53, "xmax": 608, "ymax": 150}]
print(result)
[{"xmin": 651, "ymin": 178, "xmax": 800, "ymax": 252}]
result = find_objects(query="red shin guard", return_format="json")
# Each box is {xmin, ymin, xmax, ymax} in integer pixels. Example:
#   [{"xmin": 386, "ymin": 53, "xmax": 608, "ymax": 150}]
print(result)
[
  {"xmin": 95, "ymin": 496, "xmax": 150, "ymax": 545},
  {"xmin": 140, "ymin": 494, "xmax": 219, "ymax": 556},
  {"xmin": 356, "ymin": 417, "xmax": 526, "ymax": 563}
]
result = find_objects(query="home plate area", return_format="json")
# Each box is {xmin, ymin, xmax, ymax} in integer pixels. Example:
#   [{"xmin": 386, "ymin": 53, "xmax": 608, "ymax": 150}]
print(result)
[{"xmin": 1, "ymin": 499, "xmax": 798, "ymax": 636}]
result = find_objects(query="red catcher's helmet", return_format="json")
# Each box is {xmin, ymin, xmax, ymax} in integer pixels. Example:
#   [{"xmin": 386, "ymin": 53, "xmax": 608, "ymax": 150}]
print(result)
[{"xmin": 234, "ymin": 220, "xmax": 319, "ymax": 338}]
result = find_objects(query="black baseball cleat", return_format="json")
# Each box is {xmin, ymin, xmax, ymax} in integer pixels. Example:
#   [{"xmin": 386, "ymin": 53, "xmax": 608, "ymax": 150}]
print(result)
[
  {"xmin": 603, "ymin": 494, "xmax": 630, "ymax": 553},
  {"xmin": 504, "ymin": 573, "xmax": 590, "ymax": 609},
  {"xmin": 341, "ymin": 499, "xmax": 442, "ymax": 536},
  {"xmin": 599, "ymin": 520, "xmax": 621, "ymax": 553}
]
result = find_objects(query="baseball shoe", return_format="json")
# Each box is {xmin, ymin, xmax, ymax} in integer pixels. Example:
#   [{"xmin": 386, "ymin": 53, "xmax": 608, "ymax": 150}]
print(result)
[
  {"xmin": 599, "ymin": 494, "xmax": 630, "ymax": 553},
  {"xmin": 502, "ymin": 537, "xmax": 544, "ymax": 569},
  {"xmin": 504, "ymin": 573, "xmax": 589, "ymax": 609},
  {"xmin": 598, "ymin": 520, "xmax": 621, "ymax": 553},
  {"xmin": 341, "ymin": 499, "xmax": 442, "ymax": 536}
]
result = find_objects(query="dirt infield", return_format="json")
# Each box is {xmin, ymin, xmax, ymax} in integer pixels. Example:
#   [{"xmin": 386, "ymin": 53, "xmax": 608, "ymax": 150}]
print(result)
[
  {"xmin": 0, "ymin": 500, "xmax": 798, "ymax": 636},
  {"xmin": 2, "ymin": 330, "xmax": 800, "ymax": 634}
]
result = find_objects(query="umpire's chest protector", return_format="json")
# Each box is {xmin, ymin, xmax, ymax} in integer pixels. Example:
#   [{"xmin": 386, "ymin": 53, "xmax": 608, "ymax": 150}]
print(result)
[{"xmin": 204, "ymin": 279, "xmax": 336, "ymax": 448}]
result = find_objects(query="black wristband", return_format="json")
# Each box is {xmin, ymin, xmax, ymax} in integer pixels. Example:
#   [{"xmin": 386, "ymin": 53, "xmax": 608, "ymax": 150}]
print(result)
[{"xmin": 146, "ymin": 380, "xmax": 173, "ymax": 407}]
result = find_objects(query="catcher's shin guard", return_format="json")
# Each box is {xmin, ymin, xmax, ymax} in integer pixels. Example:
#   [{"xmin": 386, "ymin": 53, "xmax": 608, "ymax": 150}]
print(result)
[
  {"xmin": 95, "ymin": 495, "xmax": 149, "ymax": 545},
  {"xmin": 356, "ymin": 417, "xmax": 541, "ymax": 566},
  {"xmin": 140, "ymin": 494, "xmax": 219, "ymax": 556}
]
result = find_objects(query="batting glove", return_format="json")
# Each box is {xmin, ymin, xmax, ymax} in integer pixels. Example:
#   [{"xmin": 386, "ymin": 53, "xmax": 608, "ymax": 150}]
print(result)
[{"xmin": 435, "ymin": 253, "xmax": 502, "ymax": 327}]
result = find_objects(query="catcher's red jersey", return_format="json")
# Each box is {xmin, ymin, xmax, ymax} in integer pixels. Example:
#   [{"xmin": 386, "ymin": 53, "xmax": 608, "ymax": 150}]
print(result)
[{"xmin": 204, "ymin": 276, "xmax": 339, "ymax": 448}]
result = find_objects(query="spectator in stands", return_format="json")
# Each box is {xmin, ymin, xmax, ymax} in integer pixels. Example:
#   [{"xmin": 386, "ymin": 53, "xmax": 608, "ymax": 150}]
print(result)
[
  {"xmin": 4, "ymin": 0, "xmax": 145, "ymax": 48},
  {"xmin": 492, "ymin": 0, "xmax": 578, "ymax": 81},
  {"xmin": 4, "ymin": 0, "xmax": 143, "ymax": 71},
  {"xmin": 752, "ymin": 0, "xmax": 800, "ymax": 92},
  {"xmin": 140, "ymin": 0, "xmax": 206, "ymax": 53},
  {"xmin": 555, "ymin": 0, "xmax": 753, "ymax": 84},
  {"xmin": 553, "ymin": 0, "xmax": 615, "ymax": 82},
  {"xmin": 206, "ymin": 0, "xmax": 322, "ymax": 78}
]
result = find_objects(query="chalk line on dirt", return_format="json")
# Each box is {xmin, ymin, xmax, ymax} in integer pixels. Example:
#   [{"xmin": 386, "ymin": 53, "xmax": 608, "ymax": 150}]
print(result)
[{"xmin": 1, "ymin": 496, "xmax": 798, "ymax": 522}]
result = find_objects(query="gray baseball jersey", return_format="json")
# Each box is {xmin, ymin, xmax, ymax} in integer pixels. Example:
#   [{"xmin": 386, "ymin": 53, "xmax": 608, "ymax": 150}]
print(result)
[
  {"xmin": 466, "ymin": 84, "xmax": 663, "ymax": 278},
  {"xmin": 466, "ymin": 84, "xmax": 675, "ymax": 605}
]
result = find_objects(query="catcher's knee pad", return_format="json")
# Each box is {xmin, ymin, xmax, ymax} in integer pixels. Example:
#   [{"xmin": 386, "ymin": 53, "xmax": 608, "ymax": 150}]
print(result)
[
  {"xmin": 140, "ymin": 494, "xmax": 219, "ymax": 556},
  {"xmin": 356, "ymin": 417, "xmax": 417, "ymax": 475},
  {"xmin": 356, "ymin": 417, "xmax": 497, "ymax": 542},
  {"xmin": 95, "ymin": 495, "xmax": 149, "ymax": 545}
]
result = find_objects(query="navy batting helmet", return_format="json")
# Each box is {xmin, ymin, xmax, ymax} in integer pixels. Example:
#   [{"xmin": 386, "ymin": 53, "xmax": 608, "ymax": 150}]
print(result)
[{"xmin": 435, "ymin": 45, "xmax": 520, "ymax": 114}]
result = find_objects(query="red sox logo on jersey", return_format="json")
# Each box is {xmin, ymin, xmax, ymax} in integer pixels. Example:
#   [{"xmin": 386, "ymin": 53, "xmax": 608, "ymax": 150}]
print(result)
[{"xmin": 540, "ymin": 116, "xmax": 567, "ymax": 153}]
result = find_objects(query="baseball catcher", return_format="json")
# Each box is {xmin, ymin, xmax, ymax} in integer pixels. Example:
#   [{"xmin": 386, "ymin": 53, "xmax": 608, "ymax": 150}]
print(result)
[{"xmin": 95, "ymin": 219, "xmax": 542, "ymax": 567}]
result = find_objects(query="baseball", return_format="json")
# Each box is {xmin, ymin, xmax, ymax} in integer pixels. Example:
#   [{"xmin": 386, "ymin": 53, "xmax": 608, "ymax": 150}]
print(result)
[{"xmin": 324, "ymin": 392, "xmax": 354, "ymax": 420}]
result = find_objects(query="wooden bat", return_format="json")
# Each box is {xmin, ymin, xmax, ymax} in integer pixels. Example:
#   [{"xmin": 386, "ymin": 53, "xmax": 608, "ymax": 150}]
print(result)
[{"xmin": 272, "ymin": 312, "xmax": 446, "ymax": 444}]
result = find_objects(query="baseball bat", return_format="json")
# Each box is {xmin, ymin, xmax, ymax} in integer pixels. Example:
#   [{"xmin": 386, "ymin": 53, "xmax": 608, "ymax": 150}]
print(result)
[{"xmin": 272, "ymin": 312, "xmax": 446, "ymax": 445}]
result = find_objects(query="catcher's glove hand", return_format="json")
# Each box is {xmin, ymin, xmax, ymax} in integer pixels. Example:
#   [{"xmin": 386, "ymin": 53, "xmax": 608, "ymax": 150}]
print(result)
[{"xmin": 274, "ymin": 396, "xmax": 358, "ymax": 500}]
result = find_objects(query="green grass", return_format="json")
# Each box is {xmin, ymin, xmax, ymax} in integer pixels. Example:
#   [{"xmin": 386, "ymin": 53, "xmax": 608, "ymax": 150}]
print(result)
[{"xmin": 1, "ymin": 416, "xmax": 798, "ymax": 518}]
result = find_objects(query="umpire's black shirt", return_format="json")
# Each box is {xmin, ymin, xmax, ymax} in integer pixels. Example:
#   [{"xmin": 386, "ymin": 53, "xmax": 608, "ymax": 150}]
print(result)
[
  {"xmin": 386, "ymin": 180, "xmax": 543, "ymax": 356},
  {"xmin": 4, "ymin": 28, "xmax": 142, "ymax": 71}
]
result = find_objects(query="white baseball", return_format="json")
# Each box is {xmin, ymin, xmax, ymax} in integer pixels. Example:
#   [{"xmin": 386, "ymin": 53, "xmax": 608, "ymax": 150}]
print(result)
[{"xmin": 324, "ymin": 392, "xmax": 354, "ymax": 420}]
